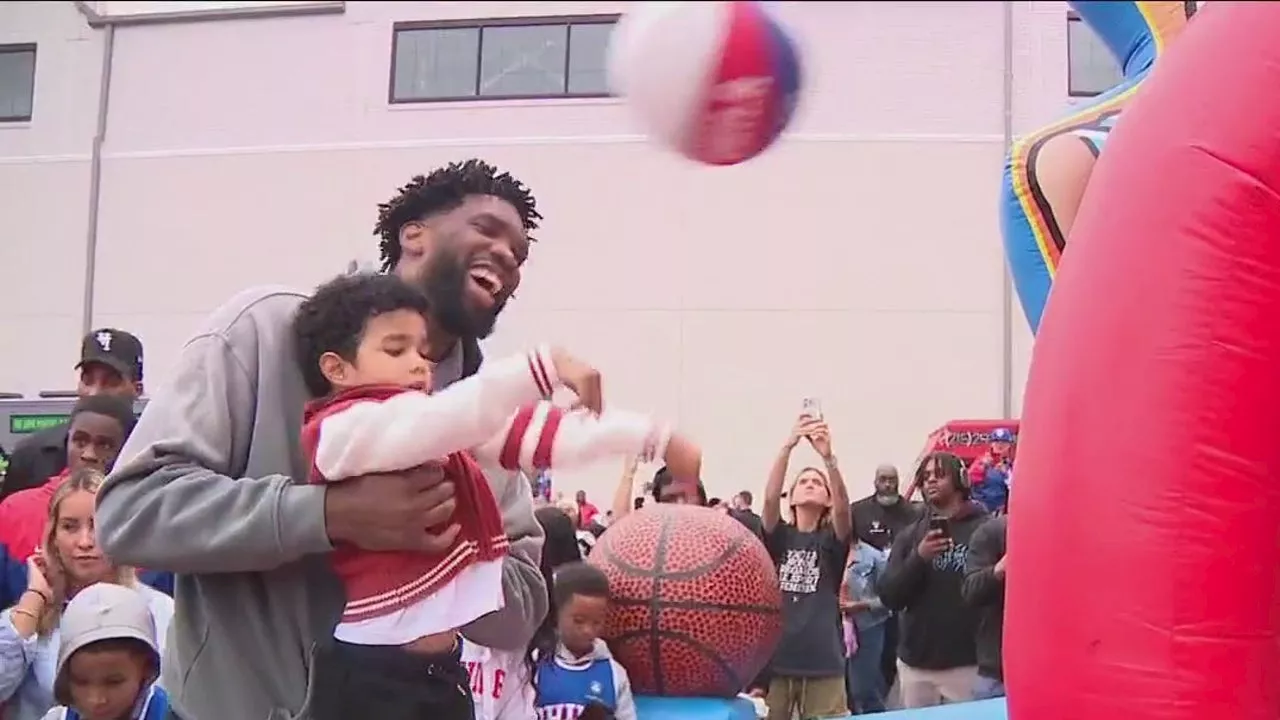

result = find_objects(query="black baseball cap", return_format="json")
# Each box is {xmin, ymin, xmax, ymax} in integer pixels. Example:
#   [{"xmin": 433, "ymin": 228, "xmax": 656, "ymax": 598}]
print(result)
[{"xmin": 76, "ymin": 328, "xmax": 144, "ymax": 382}]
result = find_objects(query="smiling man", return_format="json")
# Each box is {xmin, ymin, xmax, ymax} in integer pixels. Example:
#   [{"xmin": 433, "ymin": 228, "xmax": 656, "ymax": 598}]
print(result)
[{"xmin": 96, "ymin": 160, "xmax": 558, "ymax": 720}]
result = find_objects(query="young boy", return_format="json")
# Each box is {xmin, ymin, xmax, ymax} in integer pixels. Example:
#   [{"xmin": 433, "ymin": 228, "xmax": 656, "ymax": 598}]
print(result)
[
  {"xmin": 534, "ymin": 562, "xmax": 636, "ymax": 720},
  {"xmin": 292, "ymin": 273, "xmax": 699, "ymax": 719},
  {"xmin": 43, "ymin": 582, "xmax": 168, "ymax": 720}
]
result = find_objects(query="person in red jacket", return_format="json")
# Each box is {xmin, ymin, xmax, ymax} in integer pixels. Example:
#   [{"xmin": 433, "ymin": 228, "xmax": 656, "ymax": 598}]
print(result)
[
  {"xmin": 291, "ymin": 273, "xmax": 702, "ymax": 720},
  {"xmin": 0, "ymin": 395, "xmax": 136, "ymax": 607}
]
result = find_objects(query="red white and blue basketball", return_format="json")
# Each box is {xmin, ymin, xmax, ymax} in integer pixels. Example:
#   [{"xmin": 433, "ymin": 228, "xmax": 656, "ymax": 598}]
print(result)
[{"xmin": 608, "ymin": 2, "xmax": 803, "ymax": 167}]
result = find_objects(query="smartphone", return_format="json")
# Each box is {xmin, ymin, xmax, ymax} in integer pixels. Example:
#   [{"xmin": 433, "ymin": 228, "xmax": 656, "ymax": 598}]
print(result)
[
  {"xmin": 802, "ymin": 397, "xmax": 823, "ymax": 420},
  {"xmin": 928, "ymin": 515, "xmax": 951, "ymax": 538}
]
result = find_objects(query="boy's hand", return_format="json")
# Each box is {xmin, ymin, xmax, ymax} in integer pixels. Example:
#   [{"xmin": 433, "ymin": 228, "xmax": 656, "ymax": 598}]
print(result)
[
  {"xmin": 664, "ymin": 433, "xmax": 703, "ymax": 499},
  {"xmin": 550, "ymin": 347, "xmax": 603, "ymax": 414}
]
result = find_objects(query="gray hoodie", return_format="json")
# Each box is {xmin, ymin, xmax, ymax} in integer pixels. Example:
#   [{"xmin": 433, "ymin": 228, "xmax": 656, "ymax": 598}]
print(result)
[{"xmin": 96, "ymin": 286, "xmax": 547, "ymax": 720}]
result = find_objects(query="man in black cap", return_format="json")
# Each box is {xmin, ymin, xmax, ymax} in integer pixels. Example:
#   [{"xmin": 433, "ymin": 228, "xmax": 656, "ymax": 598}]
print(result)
[{"xmin": 0, "ymin": 328, "xmax": 143, "ymax": 501}]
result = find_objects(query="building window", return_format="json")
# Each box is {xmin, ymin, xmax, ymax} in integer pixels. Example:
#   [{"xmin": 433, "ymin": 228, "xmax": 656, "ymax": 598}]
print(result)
[
  {"xmin": 0, "ymin": 44, "xmax": 36, "ymax": 122},
  {"xmin": 391, "ymin": 16, "xmax": 617, "ymax": 103},
  {"xmin": 1067, "ymin": 14, "xmax": 1123, "ymax": 97}
]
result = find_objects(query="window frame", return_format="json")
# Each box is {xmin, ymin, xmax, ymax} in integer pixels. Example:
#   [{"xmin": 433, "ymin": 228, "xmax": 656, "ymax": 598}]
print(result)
[
  {"xmin": 388, "ymin": 15, "xmax": 620, "ymax": 105},
  {"xmin": 1066, "ymin": 11, "xmax": 1124, "ymax": 99},
  {"xmin": 0, "ymin": 43, "xmax": 37, "ymax": 123}
]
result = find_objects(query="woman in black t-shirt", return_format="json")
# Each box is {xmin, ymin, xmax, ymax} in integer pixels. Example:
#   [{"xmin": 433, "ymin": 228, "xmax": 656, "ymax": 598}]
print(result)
[{"xmin": 761, "ymin": 413, "xmax": 853, "ymax": 720}]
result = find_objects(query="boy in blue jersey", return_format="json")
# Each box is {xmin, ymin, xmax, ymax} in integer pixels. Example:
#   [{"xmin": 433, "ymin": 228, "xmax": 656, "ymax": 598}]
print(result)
[
  {"xmin": 534, "ymin": 563, "xmax": 637, "ymax": 720},
  {"xmin": 43, "ymin": 583, "xmax": 168, "ymax": 720}
]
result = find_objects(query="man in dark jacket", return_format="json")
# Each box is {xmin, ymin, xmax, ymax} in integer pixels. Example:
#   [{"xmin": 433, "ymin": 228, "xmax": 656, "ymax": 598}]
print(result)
[
  {"xmin": 850, "ymin": 463, "xmax": 921, "ymax": 691},
  {"xmin": 962, "ymin": 514, "xmax": 1007, "ymax": 699},
  {"xmin": 878, "ymin": 452, "xmax": 988, "ymax": 709},
  {"xmin": 850, "ymin": 463, "xmax": 920, "ymax": 551},
  {"xmin": 1, "ymin": 329, "xmax": 143, "ymax": 502}
]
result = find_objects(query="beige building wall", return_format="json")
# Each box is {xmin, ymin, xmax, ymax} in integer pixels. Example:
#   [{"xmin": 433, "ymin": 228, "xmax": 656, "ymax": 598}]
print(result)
[{"xmin": 0, "ymin": 1, "xmax": 1094, "ymax": 499}]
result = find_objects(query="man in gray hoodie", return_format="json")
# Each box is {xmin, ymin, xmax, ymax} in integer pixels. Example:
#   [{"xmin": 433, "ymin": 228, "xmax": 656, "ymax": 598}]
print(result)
[{"xmin": 97, "ymin": 160, "xmax": 559, "ymax": 720}]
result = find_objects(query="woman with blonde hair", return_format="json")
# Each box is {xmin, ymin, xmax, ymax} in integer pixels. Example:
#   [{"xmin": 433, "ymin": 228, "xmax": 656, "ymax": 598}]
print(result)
[{"xmin": 0, "ymin": 468, "xmax": 173, "ymax": 720}]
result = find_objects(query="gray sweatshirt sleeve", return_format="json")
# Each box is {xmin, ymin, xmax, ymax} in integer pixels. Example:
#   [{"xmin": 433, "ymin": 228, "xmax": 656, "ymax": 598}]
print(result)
[
  {"xmin": 962, "ymin": 518, "xmax": 1005, "ymax": 607},
  {"xmin": 97, "ymin": 331, "xmax": 331, "ymax": 574},
  {"xmin": 460, "ymin": 467, "xmax": 547, "ymax": 651}
]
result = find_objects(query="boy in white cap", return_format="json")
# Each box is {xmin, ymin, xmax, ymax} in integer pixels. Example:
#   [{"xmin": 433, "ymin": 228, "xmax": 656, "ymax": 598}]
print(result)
[{"xmin": 42, "ymin": 583, "xmax": 168, "ymax": 720}]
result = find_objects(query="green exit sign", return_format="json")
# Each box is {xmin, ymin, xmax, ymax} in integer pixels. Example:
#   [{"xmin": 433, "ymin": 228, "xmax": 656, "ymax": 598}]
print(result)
[{"xmin": 9, "ymin": 414, "xmax": 68, "ymax": 434}]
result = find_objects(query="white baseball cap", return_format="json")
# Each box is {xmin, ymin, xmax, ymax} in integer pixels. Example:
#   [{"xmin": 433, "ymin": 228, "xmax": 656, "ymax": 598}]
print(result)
[{"xmin": 54, "ymin": 582, "xmax": 159, "ymax": 705}]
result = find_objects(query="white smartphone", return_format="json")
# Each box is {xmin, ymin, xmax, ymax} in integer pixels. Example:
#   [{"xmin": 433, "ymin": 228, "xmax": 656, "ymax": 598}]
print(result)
[{"xmin": 802, "ymin": 397, "xmax": 823, "ymax": 420}]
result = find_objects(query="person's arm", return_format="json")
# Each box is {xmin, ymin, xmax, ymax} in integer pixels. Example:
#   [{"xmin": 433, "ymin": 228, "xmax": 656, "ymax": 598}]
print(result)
[
  {"xmin": 876, "ymin": 524, "xmax": 930, "ymax": 612},
  {"xmin": 0, "ymin": 600, "xmax": 42, "ymax": 701},
  {"xmin": 806, "ymin": 422, "xmax": 851, "ymax": 541},
  {"xmin": 962, "ymin": 520, "xmax": 1006, "ymax": 607},
  {"xmin": 460, "ymin": 467, "xmax": 548, "ymax": 651},
  {"xmin": 824, "ymin": 456, "xmax": 852, "ymax": 542},
  {"xmin": 838, "ymin": 562, "xmax": 865, "ymax": 614},
  {"xmin": 472, "ymin": 404, "xmax": 669, "ymax": 476},
  {"xmin": 313, "ymin": 349, "xmax": 556, "ymax": 479},
  {"xmin": 610, "ymin": 661, "xmax": 639, "ymax": 720},
  {"xmin": 762, "ymin": 447, "xmax": 793, "ymax": 535},
  {"xmin": 609, "ymin": 458, "xmax": 641, "ymax": 521},
  {"xmin": 96, "ymin": 325, "xmax": 335, "ymax": 574}
]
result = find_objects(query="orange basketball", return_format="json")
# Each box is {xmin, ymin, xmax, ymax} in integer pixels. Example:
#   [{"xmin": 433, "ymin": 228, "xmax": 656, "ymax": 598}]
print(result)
[{"xmin": 587, "ymin": 504, "xmax": 783, "ymax": 697}]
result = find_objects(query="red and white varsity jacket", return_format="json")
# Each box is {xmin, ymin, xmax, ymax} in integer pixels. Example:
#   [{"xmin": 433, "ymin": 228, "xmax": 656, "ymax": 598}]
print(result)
[{"xmin": 300, "ymin": 347, "xmax": 671, "ymax": 632}]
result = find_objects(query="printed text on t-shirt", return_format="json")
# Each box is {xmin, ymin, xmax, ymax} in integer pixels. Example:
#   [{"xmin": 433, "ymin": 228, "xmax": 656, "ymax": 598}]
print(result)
[{"xmin": 778, "ymin": 548, "xmax": 821, "ymax": 594}]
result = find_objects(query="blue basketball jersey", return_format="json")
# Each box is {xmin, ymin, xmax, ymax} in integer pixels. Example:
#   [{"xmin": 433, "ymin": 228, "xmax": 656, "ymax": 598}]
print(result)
[
  {"xmin": 534, "ymin": 655, "xmax": 617, "ymax": 719},
  {"xmin": 63, "ymin": 684, "xmax": 168, "ymax": 720}
]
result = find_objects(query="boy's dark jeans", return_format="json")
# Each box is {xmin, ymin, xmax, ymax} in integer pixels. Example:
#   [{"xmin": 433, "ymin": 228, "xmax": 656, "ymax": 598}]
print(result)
[{"xmin": 310, "ymin": 639, "xmax": 475, "ymax": 720}]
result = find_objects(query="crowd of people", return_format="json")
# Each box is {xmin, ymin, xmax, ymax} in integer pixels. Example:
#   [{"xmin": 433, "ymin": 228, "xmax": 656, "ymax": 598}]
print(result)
[{"xmin": 0, "ymin": 160, "xmax": 1014, "ymax": 720}]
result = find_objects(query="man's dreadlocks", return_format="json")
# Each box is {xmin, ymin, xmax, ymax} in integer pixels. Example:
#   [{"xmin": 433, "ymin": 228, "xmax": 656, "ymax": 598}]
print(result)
[{"xmin": 375, "ymin": 159, "xmax": 542, "ymax": 271}]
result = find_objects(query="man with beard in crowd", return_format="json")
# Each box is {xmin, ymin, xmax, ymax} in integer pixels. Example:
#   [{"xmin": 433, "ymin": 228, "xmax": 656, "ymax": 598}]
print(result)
[
  {"xmin": 850, "ymin": 464, "xmax": 918, "ymax": 551},
  {"xmin": 850, "ymin": 463, "xmax": 920, "ymax": 691},
  {"xmin": 96, "ymin": 160, "xmax": 570, "ymax": 720}
]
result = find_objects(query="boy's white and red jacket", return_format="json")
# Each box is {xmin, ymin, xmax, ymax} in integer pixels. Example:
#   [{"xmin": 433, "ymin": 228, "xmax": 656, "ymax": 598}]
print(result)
[{"xmin": 300, "ymin": 348, "xmax": 671, "ymax": 642}]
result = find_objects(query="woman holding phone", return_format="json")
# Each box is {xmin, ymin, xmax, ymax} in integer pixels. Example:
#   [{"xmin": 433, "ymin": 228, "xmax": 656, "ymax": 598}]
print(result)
[{"xmin": 760, "ymin": 405, "xmax": 853, "ymax": 720}]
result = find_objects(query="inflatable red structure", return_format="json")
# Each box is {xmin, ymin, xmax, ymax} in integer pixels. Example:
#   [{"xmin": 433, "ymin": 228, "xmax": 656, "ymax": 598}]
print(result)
[{"xmin": 1006, "ymin": 4, "xmax": 1280, "ymax": 720}]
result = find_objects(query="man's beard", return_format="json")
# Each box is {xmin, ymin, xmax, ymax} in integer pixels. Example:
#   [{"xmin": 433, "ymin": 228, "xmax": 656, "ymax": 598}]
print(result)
[
  {"xmin": 417, "ymin": 249, "xmax": 504, "ymax": 340},
  {"xmin": 875, "ymin": 491, "xmax": 899, "ymax": 506}
]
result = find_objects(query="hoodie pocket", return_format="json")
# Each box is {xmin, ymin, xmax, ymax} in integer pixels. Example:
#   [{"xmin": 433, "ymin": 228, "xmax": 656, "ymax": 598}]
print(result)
[{"xmin": 266, "ymin": 644, "xmax": 320, "ymax": 720}]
